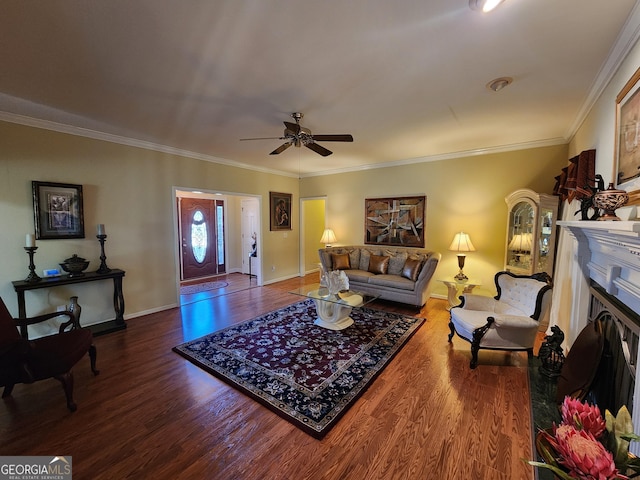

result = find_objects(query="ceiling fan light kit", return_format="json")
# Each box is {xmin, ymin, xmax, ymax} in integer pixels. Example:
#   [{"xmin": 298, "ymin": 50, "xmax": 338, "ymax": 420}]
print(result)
[{"xmin": 240, "ymin": 113, "xmax": 353, "ymax": 157}]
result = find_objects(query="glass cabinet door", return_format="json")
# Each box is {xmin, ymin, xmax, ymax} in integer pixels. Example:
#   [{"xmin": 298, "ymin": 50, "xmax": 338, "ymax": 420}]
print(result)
[
  {"xmin": 506, "ymin": 200, "xmax": 534, "ymax": 272},
  {"xmin": 537, "ymin": 208, "xmax": 554, "ymax": 274}
]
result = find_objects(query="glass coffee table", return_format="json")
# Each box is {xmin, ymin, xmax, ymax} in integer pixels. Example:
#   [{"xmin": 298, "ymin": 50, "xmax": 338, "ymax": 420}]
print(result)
[{"xmin": 289, "ymin": 283, "xmax": 379, "ymax": 330}]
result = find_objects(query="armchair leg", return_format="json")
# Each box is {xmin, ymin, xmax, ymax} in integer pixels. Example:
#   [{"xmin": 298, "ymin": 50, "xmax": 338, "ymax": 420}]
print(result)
[
  {"xmin": 89, "ymin": 344, "xmax": 99, "ymax": 375},
  {"xmin": 55, "ymin": 372, "xmax": 77, "ymax": 412},
  {"xmin": 470, "ymin": 317, "xmax": 495, "ymax": 369},
  {"xmin": 447, "ymin": 321, "xmax": 455, "ymax": 342},
  {"xmin": 470, "ymin": 343, "xmax": 480, "ymax": 369},
  {"xmin": 2, "ymin": 384, "xmax": 15, "ymax": 398}
]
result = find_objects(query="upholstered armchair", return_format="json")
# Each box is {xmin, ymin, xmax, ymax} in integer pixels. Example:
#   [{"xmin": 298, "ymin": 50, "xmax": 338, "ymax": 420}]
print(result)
[
  {"xmin": 0, "ymin": 297, "xmax": 98, "ymax": 411},
  {"xmin": 448, "ymin": 271, "xmax": 553, "ymax": 369}
]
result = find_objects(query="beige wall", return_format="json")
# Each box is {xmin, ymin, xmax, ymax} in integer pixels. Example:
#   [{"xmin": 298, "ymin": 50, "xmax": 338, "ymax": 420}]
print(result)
[
  {"xmin": 1, "ymin": 118, "xmax": 570, "ymax": 328},
  {"xmin": 300, "ymin": 144, "xmax": 568, "ymax": 298},
  {"xmin": 0, "ymin": 121, "xmax": 299, "ymax": 328}
]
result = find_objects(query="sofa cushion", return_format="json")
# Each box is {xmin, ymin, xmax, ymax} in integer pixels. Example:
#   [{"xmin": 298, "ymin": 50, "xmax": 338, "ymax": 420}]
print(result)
[
  {"xmin": 368, "ymin": 255, "xmax": 390, "ymax": 274},
  {"xmin": 344, "ymin": 269, "xmax": 375, "ymax": 283},
  {"xmin": 402, "ymin": 256, "xmax": 424, "ymax": 281},
  {"xmin": 331, "ymin": 253, "xmax": 351, "ymax": 270},
  {"xmin": 385, "ymin": 250, "xmax": 408, "ymax": 275},
  {"xmin": 368, "ymin": 274, "xmax": 415, "ymax": 291}
]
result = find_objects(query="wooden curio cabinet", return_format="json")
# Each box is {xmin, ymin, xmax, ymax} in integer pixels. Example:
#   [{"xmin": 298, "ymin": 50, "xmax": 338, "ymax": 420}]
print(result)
[{"xmin": 504, "ymin": 189, "xmax": 559, "ymax": 276}]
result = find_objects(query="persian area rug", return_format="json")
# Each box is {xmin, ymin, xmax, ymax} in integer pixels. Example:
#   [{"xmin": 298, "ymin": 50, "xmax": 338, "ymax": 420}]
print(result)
[
  {"xmin": 172, "ymin": 299, "xmax": 424, "ymax": 438},
  {"xmin": 180, "ymin": 281, "xmax": 229, "ymax": 295}
]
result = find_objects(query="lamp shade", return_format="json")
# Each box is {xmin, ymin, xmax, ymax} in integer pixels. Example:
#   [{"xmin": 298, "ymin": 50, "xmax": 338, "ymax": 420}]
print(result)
[
  {"xmin": 449, "ymin": 232, "xmax": 476, "ymax": 253},
  {"xmin": 508, "ymin": 233, "xmax": 533, "ymax": 252},
  {"xmin": 320, "ymin": 228, "xmax": 337, "ymax": 245}
]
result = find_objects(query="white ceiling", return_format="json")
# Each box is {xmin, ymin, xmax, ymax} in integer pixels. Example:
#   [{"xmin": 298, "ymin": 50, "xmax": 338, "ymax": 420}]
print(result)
[{"xmin": 1, "ymin": 1, "xmax": 638, "ymax": 177}]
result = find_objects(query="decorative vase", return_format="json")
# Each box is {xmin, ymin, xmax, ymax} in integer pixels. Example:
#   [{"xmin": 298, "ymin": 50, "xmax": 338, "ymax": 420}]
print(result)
[
  {"xmin": 68, "ymin": 296, "xmax": 82, "ymax": 327},
  {"xmin": 592, "ymin": 183, "xmax": 629, "ymax": 221}
]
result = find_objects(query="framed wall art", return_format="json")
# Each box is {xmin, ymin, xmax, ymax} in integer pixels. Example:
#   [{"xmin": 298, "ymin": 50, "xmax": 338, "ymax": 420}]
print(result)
[
  {"xmin": 32, "ymin": 181, "xmax": 85, "ymax": 239},
  {"xmin": 615, "ymin": 65, "xmax": 640, "ymax": 205},
  {"xmin": 364, "ymin": 195, "xmax": 425, "ymax": 247},
  {"xmin": 270, "ymin": 191, "xmax": 292, "ymax": 231}
]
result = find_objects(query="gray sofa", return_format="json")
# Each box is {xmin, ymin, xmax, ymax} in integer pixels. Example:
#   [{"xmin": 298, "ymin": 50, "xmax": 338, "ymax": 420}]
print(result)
[{"xmin": 318, "ymin": 245, "xmax": 441, "ymax": 307}]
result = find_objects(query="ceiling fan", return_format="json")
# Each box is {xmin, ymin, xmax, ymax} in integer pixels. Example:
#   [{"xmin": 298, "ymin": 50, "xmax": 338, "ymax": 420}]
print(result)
[{"xmin": 240, "ymin": 112, "xmax": 353, "ymax": 157}]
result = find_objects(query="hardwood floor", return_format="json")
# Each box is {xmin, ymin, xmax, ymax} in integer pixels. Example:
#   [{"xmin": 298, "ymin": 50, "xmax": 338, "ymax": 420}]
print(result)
[{"xmin": 0, "ymin": 274, "xmax": 535, "ymax": 479}]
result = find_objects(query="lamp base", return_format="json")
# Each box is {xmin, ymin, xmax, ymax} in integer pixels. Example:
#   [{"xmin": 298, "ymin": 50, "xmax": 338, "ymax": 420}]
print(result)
[{"xmin": 454, "ymin": 271, "xmax": 468, "ymax": 283}]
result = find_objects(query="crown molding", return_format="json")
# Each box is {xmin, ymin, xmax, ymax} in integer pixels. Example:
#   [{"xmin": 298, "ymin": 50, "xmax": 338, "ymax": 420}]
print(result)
[
  {"xmin": 299, "ymin": 137, "xmax": 568, "ymax": 178},
  {"xmin": 0, "ymin": 111, "xmax": 299, "ymax": 179}
]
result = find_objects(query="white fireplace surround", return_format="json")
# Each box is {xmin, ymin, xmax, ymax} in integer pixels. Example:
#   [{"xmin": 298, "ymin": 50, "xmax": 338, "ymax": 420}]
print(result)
[{"xmin": 558, "ymin": 220, "xmax": 640, "ymax": 450}]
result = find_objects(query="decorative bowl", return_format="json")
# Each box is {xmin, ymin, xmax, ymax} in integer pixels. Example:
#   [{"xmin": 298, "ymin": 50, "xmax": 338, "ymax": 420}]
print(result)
[
  {"xmin": 593, "ymin": 183, "xmax": 629, "ymax": 221},
  {"xmin": 60, "ymin": 254, "xmax": 90, "ymax": 277}
]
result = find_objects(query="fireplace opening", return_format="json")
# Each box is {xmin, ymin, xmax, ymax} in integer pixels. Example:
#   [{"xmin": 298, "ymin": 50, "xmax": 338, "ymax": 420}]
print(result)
[{"xmin": 587, "ymin": 283, "xmax": 640, "ymax": 421}]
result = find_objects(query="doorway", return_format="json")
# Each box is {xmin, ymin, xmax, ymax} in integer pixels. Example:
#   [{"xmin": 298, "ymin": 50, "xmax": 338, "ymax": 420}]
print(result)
[
  {"xmin": 300, "ymin": 197, "xmax": 327, "ymax": 277},
  {"xmin": 179, "ymin": 197, "xmax": 226, "ymax": 280},
  {"xmin": 174, "ymin": 189, "xmax": 262, "ymax": 303},
  {"xmin": 241, "ymin": 198, "xmax": 259, "ymax": 277}
]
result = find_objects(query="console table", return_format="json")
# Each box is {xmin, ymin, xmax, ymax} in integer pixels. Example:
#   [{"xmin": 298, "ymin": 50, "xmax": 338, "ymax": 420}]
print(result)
[{"xmin": 12, "ymin": 269, "xmax": 126, "ymax": 337}]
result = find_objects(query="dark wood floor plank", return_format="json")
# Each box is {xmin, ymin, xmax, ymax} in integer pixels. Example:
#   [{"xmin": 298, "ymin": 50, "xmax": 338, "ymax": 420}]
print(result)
[{"xmin": 0, "ymin": 273, "xmax": 534, "ymax": 479}]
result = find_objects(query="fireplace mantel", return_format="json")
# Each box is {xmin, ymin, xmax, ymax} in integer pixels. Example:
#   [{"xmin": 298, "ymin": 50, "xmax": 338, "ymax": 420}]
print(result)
[
  {"xmin": 558, "ymin": 221, "xmax": 640, "ymax": 314},
  {"xmin": 557, "ymin": 220, "xmax": 640, "ymax": 453}
]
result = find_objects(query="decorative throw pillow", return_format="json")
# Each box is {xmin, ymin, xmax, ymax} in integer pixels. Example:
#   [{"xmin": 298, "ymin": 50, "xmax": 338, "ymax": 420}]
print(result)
[
  {"xmin": 402, "ymin": 256, "xmax": 424, "ymax": 281},
  {"xmin": 368, "ymin": 254, "xmax": 390, "ymax": 275},
  {"xmin": 385, "ymin": 250, "xmax": 408, "ymax": 275},
  {"xmin": 331, "ymin": 253, "xmax": 351, "ymax": 270},
  {"xmin": 348, "ymin": 249, "xmax": 361, "ymax": 270},
  {"xmin": 359, "ymin": 249, "xmax": 372, "ymax": 271}
]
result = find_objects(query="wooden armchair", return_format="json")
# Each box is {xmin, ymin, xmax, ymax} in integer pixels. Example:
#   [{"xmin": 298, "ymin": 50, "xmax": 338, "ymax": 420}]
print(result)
[
  {"xmin": 448, "ymin": 271, "xmax": 553, "ymax": 368},
  {"xmin": 0, "ymin": 297, "xmax": 98, "ymax": 411}
]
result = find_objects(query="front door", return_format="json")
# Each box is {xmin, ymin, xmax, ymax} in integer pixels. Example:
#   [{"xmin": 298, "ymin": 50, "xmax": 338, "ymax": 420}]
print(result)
[{"xmin": 179, "ymin": 198, "xmax": 226, "ymax": 280}]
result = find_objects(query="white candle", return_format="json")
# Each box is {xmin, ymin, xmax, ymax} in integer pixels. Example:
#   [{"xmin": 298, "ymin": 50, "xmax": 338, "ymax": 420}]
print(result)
[
  {"xmin": 26, "ymin": 233, "xmax": 35, "ymax": 247},
  {"xmin": 97, "ymin": 224, "xmax": 105, "ymax": 235}
]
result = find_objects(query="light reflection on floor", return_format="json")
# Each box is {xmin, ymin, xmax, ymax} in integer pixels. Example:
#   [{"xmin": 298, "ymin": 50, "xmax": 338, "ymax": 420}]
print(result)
[{"xmin": 179, "ymin": 294, "xmax": 234, "ymax": 341}]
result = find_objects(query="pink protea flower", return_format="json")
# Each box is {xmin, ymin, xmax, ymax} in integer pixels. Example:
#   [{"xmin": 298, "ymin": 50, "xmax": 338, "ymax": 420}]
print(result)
[
  {"xmin": 553, "ymin": 424, "xmax": 625, "ymax": 480},
  {"xmin": 561, "ymin": 396, "xmax": 606, "ymax": 439}
]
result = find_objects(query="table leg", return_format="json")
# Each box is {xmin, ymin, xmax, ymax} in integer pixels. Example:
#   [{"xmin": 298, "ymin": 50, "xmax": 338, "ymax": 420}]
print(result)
[
  {"xmin": 17, "ymin": 291, "xmax": 27, "ymax": 338},
  {"xmin": 112, "ymin": 276, "xmax": 126, "ymax": 325}
]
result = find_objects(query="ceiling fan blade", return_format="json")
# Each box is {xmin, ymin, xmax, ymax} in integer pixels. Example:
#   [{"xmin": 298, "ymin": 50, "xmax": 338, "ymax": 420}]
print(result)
[
  {"xmin": 311, "ymin": 134, "xmax": 353, "ymax": 142},
  {"xmin": 305, "ymin": 142, "xmax": 333, "ymax": 157},
  {"xmin": 240, "ymin": 136, "xmax": 284, "ymax": 141},
  {"xmin": 270, "ymin": 142, "xmax": 293, "ymax": 155},
  {"xmin": 283, "ymin": 121, "xmax": 301, "ymax": 135}
]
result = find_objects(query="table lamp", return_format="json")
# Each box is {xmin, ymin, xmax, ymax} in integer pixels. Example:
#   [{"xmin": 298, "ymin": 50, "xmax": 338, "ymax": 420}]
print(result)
[
  {"xmin": 449, "ymin": 232, "xmax": 476, "ymax": 282},
  {"xmin": 320, "ymin": 228, "xmax": 337, "ymax": 247}
]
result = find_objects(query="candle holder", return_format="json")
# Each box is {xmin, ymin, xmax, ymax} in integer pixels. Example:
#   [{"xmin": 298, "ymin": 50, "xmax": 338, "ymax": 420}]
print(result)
[
  {"xmin": 96, "ymin": 234, "xmax": 112, "ymax": 274},
  {"xmin": 24, "ymin": 246, "xmax": 41, "ymax": 283}
]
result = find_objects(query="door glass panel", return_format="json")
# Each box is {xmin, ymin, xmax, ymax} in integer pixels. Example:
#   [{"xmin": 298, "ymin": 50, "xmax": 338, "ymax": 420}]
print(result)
[
  {"xmin": 191, "ymin": 210, "xmax": 207, "ymax": 264},
  {"xmin": 216, "ymin": 204, "xmax": 224, "ymax": 266}
]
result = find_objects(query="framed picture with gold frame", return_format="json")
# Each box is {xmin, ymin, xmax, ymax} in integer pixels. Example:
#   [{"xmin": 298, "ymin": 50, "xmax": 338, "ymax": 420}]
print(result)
[
  {"xmin": 615, "ymin": 66, "xmax": 640, "ymax": 205},
  {"xmin": 364, "ymin": 196, "xmax": 425, "ymax": 247}
]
